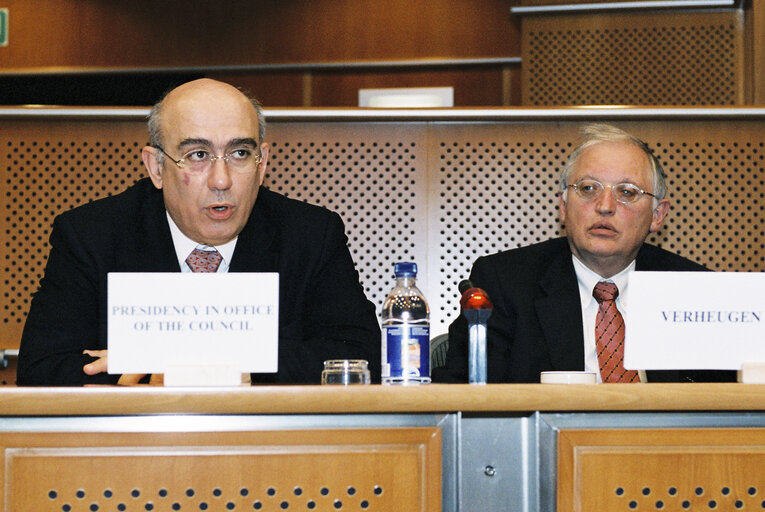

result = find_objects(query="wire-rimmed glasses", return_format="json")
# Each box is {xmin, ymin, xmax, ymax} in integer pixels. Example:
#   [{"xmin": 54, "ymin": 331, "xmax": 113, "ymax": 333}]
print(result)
[
  {"xmin": 567, "ymin": 179, "xmax": 657, "ymax": 204},
  {"xmin": 154, "ymin": 145, "xmax": 262, "ymax": 174}
]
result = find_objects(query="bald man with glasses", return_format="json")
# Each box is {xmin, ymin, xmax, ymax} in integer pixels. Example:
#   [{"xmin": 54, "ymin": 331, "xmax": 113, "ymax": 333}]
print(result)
[
  {"xmin": 433, "ymin": 124, "xmax": 735, "ymax": 384},
  {"xmin": 18, "ymin": 79, "xmax": 380, "ymax": 386}
]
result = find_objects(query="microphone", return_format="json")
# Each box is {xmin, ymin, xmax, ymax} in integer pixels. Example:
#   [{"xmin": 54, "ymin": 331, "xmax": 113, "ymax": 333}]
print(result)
[
  {"xmin": 459, "ymin": 280, "xmax": 493, "ymax": 384},
  {"xmin": 459, "ymin": 280, "xmax": 494, "ymax": 310}
]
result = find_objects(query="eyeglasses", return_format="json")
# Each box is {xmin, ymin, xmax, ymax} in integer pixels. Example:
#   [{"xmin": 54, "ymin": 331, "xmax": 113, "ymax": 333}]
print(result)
[
  {"xmin": 154, "ymin": 145, "xmax": 262, "ymax": 174},
  {"xmin": 567, "ymin": 179, "xmax": 658, "ymax": 205}
]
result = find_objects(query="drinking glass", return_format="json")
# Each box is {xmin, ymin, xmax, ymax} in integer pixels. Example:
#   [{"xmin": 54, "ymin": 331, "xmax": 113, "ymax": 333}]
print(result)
[{"xmin": 322, "ymin": 359, "xmax": 371, "ymax": 385}]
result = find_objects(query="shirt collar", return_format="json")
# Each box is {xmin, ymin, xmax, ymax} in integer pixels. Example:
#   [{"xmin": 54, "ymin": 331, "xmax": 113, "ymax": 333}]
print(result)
[
  {"xmin": 572, "ymin": 254, "xmax": 635, "ymax": 307},
  {"xmin": 166, "ymin": 212, "xmax": 237, "ymax": 269}
]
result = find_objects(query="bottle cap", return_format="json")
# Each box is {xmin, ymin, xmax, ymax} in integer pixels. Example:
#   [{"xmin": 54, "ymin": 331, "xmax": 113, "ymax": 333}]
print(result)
[{"xmin": 394, "ymin": 261, "xmax": 417, "ymax": 277}]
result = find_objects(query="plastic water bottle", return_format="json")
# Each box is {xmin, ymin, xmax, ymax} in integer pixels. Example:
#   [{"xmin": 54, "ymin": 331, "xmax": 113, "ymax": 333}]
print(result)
[{"xmin": 381, "ymin": 262, "xmax": 431, "ymax": 384}]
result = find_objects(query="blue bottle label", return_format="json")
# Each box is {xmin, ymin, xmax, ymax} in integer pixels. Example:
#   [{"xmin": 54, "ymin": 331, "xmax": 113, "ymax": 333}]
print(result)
[{"xmin": 383, "ymin": 325, "xmax": 430, "ymax": 378}]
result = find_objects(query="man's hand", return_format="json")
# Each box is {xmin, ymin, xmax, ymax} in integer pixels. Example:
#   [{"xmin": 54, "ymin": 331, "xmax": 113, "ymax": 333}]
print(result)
[
  {"xmin": 82, "ymin": 349, "xmax": 108, "ymax": 375},
  {"xmin": 82, "ymin": 349, "xmax": 159, "ymax": 385}
]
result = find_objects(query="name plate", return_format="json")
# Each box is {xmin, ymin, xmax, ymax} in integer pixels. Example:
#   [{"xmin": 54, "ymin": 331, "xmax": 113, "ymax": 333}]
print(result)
[
  {"xmin": 107, "ymin": 273, "xmax": 279, "ymax": 375},
  {"xmin": 626, "ymin": 271, "xmax": 765, "ymax": 370}
]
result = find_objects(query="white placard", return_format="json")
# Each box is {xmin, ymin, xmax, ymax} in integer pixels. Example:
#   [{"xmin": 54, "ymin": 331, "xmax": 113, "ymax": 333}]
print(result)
[
  {"xmin": 107, "ymin": 273, "xmax": 279, "ymax": 374},
  {"xmin": 626, "ymin": 271, "xmax": 765, "ymax": 370},
  {"xmin": 358, "ymin": 87, "xmax": 454, "ymax": 107}
]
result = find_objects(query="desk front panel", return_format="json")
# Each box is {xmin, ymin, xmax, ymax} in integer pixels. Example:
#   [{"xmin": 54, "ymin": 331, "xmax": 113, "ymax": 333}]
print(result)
[
  {"xmin": 558, "ymin": 427, "xmax": 765, "ymax": 512},
  {"xmin": 1, "ymin": 426, "xmax": 441, "ymax": 512}
]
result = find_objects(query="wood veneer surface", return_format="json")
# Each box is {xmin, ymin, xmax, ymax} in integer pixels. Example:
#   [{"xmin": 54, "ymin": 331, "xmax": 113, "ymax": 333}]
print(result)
[{"xmin": 0, "ymin": 383, "xmax": 762, "ymax": 416}]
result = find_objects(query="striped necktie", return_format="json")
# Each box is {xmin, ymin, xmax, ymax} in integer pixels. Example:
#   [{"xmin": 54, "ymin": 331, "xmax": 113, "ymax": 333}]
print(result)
[{"xmin": 593, "ymin": 281, "xmax": 640, "ymax": 383}]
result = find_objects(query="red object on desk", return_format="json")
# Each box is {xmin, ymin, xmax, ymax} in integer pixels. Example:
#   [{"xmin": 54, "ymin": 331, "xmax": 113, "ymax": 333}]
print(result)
[{"xmin": 459, "ymin": 284, "xmax": 494, "ymax": 310}]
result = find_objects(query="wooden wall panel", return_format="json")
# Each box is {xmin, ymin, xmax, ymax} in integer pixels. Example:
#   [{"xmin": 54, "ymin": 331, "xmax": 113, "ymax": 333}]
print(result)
[
  {"xmin": 209, "ymin": 67, "xmax": 522, "ymax": 108},
  {"xmin": 558, "ymin": 428, "xmax": 765, "ymax": 512},
  {"xmin": 0, "ymin": 0, "xmax": 519, "ymax": 69},
  {"xmin": 521, "ymin": 10, "xmax": 744, "ymax": 106},
  {"xmin": 0, "ymin": 1, "xmax": 521, "ymax": 107},
  {"xmin": 5, "ymin": 1, "xmax": 765, "ymax": 108},
  {"xmin": 747, "ymin": 0, "xmax": 765, "ymax": 104},
  {"xmin": 310, "ymin": 68, "xmax": 518, "ymax": 107},
  {"xmin": 0, "ymin": 68, "xmax": 519, "ymax": 108},
  {"xmin": 207, "ymin": 73, "xmax": 308, "ymax": 108}
]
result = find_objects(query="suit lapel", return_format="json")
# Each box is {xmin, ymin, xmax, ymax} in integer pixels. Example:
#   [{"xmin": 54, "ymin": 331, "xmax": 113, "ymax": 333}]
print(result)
[
  {"xmin": 133, "ymin": 183, "xmax": 279, "ymax": 273},
  {"xmin": 534, "ymin": 249, "xmax": 585, "ymax": 370},
  {"xmin": 634, "ymin": 245, "xmax": 661, "ymax": 271},
  {"xmin": 135, "ymin": 184, "xmax": 180, "ymax": 272},
  {"xmin": 229, "ymin": 191, "xmax": 278, "ymax": 273}
]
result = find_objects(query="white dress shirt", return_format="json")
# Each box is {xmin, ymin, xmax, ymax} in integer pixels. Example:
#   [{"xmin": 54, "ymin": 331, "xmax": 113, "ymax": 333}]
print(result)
[
  {"xmin": 166, "ymin": 212, "xmax": 251, "ymax": 383},
  {"xmin": 166, "ymin": 212, "xmax": 237, "ymax": 273},
  {"xmin": 572, "ymin": 256, "xmax": 645, "ymax": 382}
]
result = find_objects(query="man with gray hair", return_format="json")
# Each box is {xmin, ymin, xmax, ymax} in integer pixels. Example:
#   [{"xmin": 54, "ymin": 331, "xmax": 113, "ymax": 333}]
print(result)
[
  {"xmin": 18, "ymin": 78, "xmax": 380, "ymax": 385},
  {"xmin": 433, "ymin": 123, "xmax": 734, "ymax": 384}
]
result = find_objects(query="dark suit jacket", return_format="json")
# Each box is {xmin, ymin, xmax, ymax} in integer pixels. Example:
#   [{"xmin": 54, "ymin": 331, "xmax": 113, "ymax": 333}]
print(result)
[
  {"xmin": 18, "ymin": 178, "xmax": 381, "ymax": 386},
  {"xmin": 432, "ymin": 237, "xmax": 735, "ymax": 383}
]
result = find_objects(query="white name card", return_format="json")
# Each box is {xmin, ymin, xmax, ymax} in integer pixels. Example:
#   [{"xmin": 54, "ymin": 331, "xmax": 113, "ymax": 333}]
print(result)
[
  {"xmin": 107, "ymin": 273, "xmax": 279, "ymax": 375},
  {"xmin": 626, "ymin": 271, "xmax": 765, "ymax": 370}
]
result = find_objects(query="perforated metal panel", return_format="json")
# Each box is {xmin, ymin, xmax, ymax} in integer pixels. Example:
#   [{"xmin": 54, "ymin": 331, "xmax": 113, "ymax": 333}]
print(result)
[
  {"xmin": 428, "ymin": 121, "xmax": 765, "ymax": 334},
  {"xmin": 650, "ymin": 136, "xmax": 765, "ymax": 271},
  {"xmin": 265, "ymin": 123, "xmax": 429, "ymax": 330},
  {"xmin": 429, "ymin": 125, "xmax": 571, "ymax": 332},
  {"xmin": 522, "ymin": 11, "xmax": 743, "ymax": 106},
  {"xmin": 1, "ymin": 123, "xmax": 147, "ymax": 349},
  {"xmin": 2, "ymin": 117, "xmax": 765, "ymax": 350}
]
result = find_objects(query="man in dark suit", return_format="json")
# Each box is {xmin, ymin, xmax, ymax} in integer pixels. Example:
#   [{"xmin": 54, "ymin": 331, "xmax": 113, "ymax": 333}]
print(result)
[
  {"xmin": 433, "ymin": 124, "xmax": 734, "ymax": 384},
  {"xmin": 18, "ymin": 78, "xmax": 380, "ymax": 386}
]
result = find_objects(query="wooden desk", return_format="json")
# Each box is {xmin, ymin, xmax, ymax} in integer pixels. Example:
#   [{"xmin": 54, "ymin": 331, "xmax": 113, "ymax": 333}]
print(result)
[{"xmin": 2, "ymin": 384, "xmax": 765, "ymax": 511}]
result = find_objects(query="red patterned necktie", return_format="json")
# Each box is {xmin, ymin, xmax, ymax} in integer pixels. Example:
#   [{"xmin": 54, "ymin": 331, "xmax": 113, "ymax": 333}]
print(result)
[
  {"xmin": 186, "ymin": 248, "xmax": 223, "ymax": 273},
  {"xmin": 593, "ymin": 281, "xmax": 640, "ymax": 383}
]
